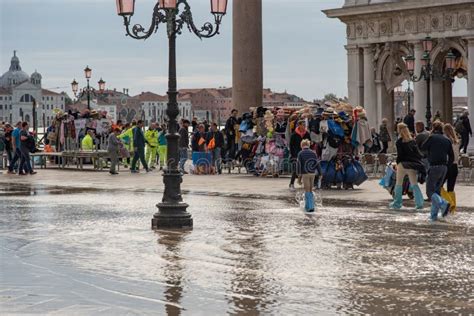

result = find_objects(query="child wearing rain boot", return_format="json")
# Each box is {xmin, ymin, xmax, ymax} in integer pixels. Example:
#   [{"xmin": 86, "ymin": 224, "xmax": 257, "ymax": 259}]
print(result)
[
  {"xmin": 297, "ymin": 139, "xmax": 319, "ymax": 213},
  {"xmin": 390, "ymin": 123, "xmax": 425, "ymax": 210}
]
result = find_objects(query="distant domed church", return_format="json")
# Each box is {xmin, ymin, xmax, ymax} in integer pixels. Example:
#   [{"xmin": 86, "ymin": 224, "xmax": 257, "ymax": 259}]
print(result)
[{"xmin": 0, "ymin": 51, "xmax": 66, "ymax": 126}]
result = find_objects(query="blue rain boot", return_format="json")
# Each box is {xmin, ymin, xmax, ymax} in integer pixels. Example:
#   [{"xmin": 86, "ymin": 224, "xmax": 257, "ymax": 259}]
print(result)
[
  {"xmin": 389, "ymin": 185, "xmax": 403, "ymax": 209},
  {"xmin": 411, "ymin": 185, "xmax": 424, "ymax": 210},
  {"xmin": 430, "ymin": 193, "xmax": 450, "ymax": 221},
  {"xmin": 305, "ymin": 192, "xmax": 315, "ymax": 213}
]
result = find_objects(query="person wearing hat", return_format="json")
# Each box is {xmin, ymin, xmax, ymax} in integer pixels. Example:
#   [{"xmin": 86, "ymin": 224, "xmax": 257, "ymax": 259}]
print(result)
[{"xmin": 289, "ymin": 120, "xmax": 311, "ymax": 191}]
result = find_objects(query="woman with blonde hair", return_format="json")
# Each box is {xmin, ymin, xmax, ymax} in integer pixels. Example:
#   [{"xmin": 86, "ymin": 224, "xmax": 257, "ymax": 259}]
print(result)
[
  {"xmin": 443, "ymin": 124, "xmax": 460, "ymax": 212},
  {"xmin": 390, "ymin": 123, "xmax": 425, "ymax": 209}
]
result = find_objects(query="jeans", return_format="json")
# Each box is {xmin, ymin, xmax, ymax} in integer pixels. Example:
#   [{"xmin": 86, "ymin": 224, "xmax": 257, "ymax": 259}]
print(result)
[
  {"xmin": 20, "ymin": 149, "xmax": 32, "ymax": 174},
  {"xmin": 179, "ymin": 148, "xmax": 188, "ymax": 171},
  {"xmin": 8, "ymin": 148, "xmax": 23, "ymax": 173},
  {"xmin": 131, "ymin": 147, "xmax": 148, "ymax": 171},
  {"xmin": 211, "ymin": 147, "xmax": 222, "ymax": 173},
  {"xmin": 426, "ymin": 165, "xmax": 447, "ymax": 200}
]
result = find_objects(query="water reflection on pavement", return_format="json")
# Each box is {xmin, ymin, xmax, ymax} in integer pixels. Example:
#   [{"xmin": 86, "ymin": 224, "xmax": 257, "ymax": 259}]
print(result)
[{"xmin": 0, "ymin": 184, "xmax": 473, "ymax": 315}]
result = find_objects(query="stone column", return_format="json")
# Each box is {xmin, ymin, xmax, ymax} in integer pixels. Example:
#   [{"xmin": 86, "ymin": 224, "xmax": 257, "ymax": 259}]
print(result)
[
  {"xmin": 232, "ymin": 0, "xmax": 263, "ymax": 114},
  {"xmin": 443, "ymin": 80, "xmax": 453, "ymax": 123},
  {"xmin": 467, "ymin": 39, "xmax": 474, "ymax": 154},
  {"xmin": 413, "ymin": 42, "xmax": 428, "ymax": 122},
  {"xmin": 362, "ymin": 45, "xmax": 377, "ymax": 128},
  {"xmin": 346, "ymin": 45, "xmax": 364, "ymax": 107},
  {"xmin": 431, "ymin": 78, "xmax": 444, "ymax": 119}
]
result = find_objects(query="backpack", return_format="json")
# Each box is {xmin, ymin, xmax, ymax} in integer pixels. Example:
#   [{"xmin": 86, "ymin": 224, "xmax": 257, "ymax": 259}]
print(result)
[{"xmin": 455, "ymin": 120, "xmax": 465, "ymax": 135}]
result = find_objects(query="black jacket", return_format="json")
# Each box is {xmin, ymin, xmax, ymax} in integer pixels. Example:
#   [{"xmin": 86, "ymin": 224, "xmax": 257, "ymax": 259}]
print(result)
[
  {"xmin": 421, "ymin": 133, "xmax": 454, "ymax": 166},
  {"xmin": 403, "ymin": 114, "xmax": 415, "ymax": 134},
  {"xmin": 396, "ymin": 139, "xmax": 423, "ymax": 164},
  {"xmin": 133, "ymin": 127, "xmax": 146, "ymax": 149},
  {"xmin": 461, "ymin": 116, "xmax": 472, "ymax": 136},
  {"xmin": 289, "ymin": 131, "xmax": 311, "ymax": 158},
  {"xmin": 207, "ymin": 130, "xmax": 224, "ymax": 148},
  {"xmin": 178, "ymin": 127, "xmax": 189, "ymax": 148}
]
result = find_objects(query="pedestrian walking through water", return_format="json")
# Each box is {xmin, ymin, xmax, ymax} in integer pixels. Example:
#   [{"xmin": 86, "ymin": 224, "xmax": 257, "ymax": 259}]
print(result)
[
  {"xmin": 297, "ymin": 139, "xmax": 319, "ymax": 213},
  {"xmin": 421, "ymin": 121, "xmax": 454, "ymax": 221},
  {"xmin": 390, "ymin": 123, "xmax": 424, "ymax": 210}
]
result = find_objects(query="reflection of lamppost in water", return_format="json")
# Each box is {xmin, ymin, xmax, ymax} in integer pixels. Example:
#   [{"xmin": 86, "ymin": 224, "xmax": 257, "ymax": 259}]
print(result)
[
  {"xmin": 404, "ymin": 37, "xmax": 456, "ymax": 129},
  {"xmin": 115, "ymin": 0, "xmax": 228, "ymax": 229},
  {"xmin": 157, "ymin": 231, "xmax": 188, "ymax": 314}
]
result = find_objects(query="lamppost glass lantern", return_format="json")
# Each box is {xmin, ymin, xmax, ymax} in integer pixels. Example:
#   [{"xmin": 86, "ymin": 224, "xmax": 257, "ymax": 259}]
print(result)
[
  {"xmin": 423, "ymin": 36, "xmax": 433, "ymax": 53},
  {"xmin": 421, "ymin": 52, "xmax": 430, "ymax": 67},
  {"xmin": 116, "ymin": 0, "xmax": 135, "ymax": 16},
  {"xmin": 404, "ymin": 55, "xmax": 415, "ymax": 75},
  {"xmin": 211, "ymin": 0, "xmax": 228, "ymax": 15},
  {"xmin": 445, "ymin": 51, "xmax": 456, "ymax": 73},
  {"xmin": 98, "ymin": 78, "xmax": 106, "ymax": 93},
  {"xmin": 71, "ymin": 79, "xmax": 79, "ymax": 95},
  {"xmin": 84, "ymin": 66, "xmax": 92, "ymax": 79},
  {"xmin": 159, "ymin": 0, "xmax": 177, "ymax": 9}
]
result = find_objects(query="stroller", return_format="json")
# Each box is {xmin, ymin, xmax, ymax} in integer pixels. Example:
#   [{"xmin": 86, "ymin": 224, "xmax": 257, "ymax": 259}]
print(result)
[{"xmin": 379, "ymin": 162, "xmax": 414, "ymax": 199}]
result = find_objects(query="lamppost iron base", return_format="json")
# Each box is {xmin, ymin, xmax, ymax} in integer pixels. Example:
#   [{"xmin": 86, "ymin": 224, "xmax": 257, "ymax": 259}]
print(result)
[{"xmin": 152, "ymin": 202, "xmax": 193, "ymax": 229}]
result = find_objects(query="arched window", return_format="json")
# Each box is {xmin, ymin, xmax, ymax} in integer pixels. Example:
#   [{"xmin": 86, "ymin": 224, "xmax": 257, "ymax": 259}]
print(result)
[{"xmin": 20, "ymin": 94, "xmax": 35, "ymax": 103}]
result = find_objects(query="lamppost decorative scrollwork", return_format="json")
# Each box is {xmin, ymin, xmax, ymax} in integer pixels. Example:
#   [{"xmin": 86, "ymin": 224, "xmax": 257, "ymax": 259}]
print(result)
[
  {"xmin": 404, "ymin": 37, "xmax": 456, "ymax": 129},
  {"xmin": 116, "ymin": 0, "xmax": 228, "ymax": 229}
]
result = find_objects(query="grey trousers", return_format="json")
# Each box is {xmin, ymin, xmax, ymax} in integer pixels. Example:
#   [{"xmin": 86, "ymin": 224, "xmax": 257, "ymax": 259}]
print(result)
[
  {"xmin": 426, "ymin": 165, "xmax": 447, "ymax": 200},
  {"xmin": 109, "ymin": 151, "xmax": 119, "ymax": 173}
]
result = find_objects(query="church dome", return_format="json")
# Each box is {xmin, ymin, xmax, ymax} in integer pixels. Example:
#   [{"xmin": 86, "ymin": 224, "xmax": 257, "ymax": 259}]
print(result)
[
  {"xmin": 0, "ymin": 51, "xmax": 30, "ymax": 88},
  {"xmin": 31, "ymin": 70, "xmax": 42, "ymax": 80}
]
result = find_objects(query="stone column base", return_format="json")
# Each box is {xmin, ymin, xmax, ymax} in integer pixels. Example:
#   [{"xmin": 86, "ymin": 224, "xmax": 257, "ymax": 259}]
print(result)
[{"xmin": 152, "ymin": 202, "xmax": 192, "ymax": 229}]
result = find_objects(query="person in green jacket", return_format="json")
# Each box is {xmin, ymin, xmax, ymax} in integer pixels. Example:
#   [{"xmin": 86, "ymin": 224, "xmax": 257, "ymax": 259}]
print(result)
[
  {"xmin": 145, "ymin": 122, "xmax": 159, "ymax": 169},
  {"xmin": 118, "ymin": 122, "xmax": 135, "ymax": 168},
  {"xmin": 158, "ymin": 123, "xmax": 168, "ymax": 170},
  {"xmin": 81, "ymin": 129, "xmax": 95, "ymax": 151}
]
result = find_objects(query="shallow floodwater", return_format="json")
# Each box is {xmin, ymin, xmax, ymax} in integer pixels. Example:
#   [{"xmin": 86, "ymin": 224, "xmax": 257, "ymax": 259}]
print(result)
[{"xmin": 0, "ymin": 184, "xmax": 473, "ymax": 315}]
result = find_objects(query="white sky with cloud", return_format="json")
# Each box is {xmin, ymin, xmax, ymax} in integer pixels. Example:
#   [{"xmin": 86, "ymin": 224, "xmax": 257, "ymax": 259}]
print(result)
[{"xmin": 0, "ymin": 0, "xmax": 467, "ymax": 99}]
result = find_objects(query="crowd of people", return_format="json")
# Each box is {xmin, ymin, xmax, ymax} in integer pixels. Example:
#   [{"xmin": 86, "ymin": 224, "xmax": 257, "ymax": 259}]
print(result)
[
  {"xmin": 0, "ymin": 103, "xmax": 472, "ymax": 218},
  {"xmin": 384, "ymin": 109, "xmax": 471, "ymax": 221}
]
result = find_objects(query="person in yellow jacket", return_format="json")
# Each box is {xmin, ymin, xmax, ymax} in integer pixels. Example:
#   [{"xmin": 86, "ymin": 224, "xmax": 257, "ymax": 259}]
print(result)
[
  {"xmin": 145, "ymin": 123, "xmax": 159, "ymax": 169},
  {"xmin": 81, "ymin": 129, "xmax": 95, "ymax": 151},
  {"xmin": 118, "ymin": 122, "xmax": 135, "ymax": 168}
]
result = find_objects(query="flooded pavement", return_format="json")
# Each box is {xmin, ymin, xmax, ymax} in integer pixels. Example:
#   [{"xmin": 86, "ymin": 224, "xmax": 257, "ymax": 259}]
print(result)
[{"xmin": 0, "ymin": 184, "xmax": 473, "ymax": 315}]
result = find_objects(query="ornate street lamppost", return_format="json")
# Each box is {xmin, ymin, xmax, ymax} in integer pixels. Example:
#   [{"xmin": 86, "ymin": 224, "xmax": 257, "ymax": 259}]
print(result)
[
  {"xmin": 404, "ymin": 37, "xmax": 456, "ymax": 129},
  {"xmin": 71, "ymin": 66, "xmax": 106, "ymax": 110},
  {"xmin": 115, "ymin": 0, "xmax": 228, "ymax": 229}
]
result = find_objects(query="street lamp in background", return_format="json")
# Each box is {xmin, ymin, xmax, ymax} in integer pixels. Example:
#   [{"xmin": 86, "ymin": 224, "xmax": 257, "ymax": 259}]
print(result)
[
  {"xmin": 404, "ymin": 37, "xmax": 456, "ymax": 129},
  {"xmin": 71, "ymin": 66, "xmax": 106, "ymax": 111},
  {"xmin": 115, "ymin": 0, "xmax": 228, "ymax": 229}
]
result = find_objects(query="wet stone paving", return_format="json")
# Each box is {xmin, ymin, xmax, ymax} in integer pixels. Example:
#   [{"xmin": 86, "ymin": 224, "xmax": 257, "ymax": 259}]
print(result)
[{"xmin": 0, "ymin": 183, "xmax": 473, "ymax": 315}]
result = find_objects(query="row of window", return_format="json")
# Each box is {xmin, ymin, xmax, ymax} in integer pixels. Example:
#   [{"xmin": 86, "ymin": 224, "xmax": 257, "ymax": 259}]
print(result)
[
  {"xmin": 0, "ymin": 95, "xmax": 64, "ymax": 102},
  {"xmin": 0, "ymin": 96, "xmax": 12, "ymax": 101},
  {"xmin": 0, "ymin": 105, "xmax": 63, "ymax": 110}
]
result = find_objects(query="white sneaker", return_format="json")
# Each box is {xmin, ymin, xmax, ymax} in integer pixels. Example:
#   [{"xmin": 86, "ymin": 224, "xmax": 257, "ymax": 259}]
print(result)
[{"xmin": 289, "ymin": 184, "xmax": 296, "ymax": 192}]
